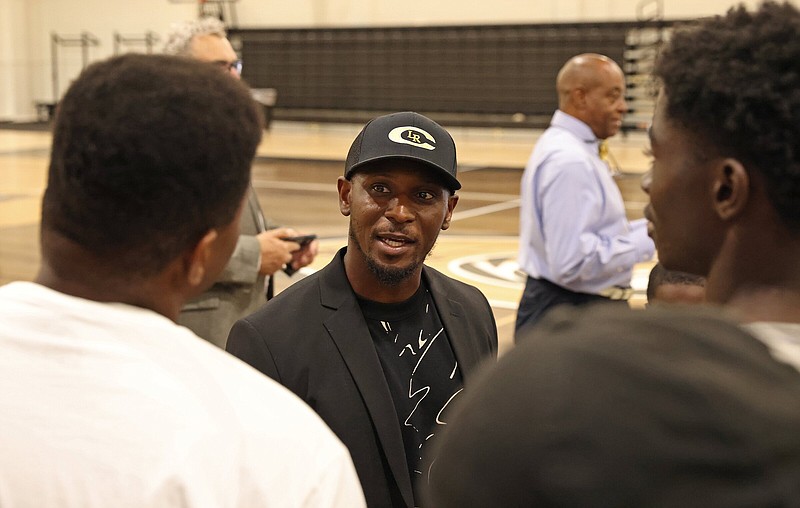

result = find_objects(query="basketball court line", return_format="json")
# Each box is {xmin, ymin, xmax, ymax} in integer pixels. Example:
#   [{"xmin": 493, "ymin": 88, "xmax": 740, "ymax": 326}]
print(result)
[{"xmin": 450, "ymin": 199, "xmax": 521, "ymax": 222}]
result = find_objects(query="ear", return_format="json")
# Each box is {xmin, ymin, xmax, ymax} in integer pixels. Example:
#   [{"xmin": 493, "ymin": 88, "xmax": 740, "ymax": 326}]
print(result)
[
  {"xmin": 337, "ymin": 176, "xmax": 352, "ymax": 217},
  {"xmin": 184, "ymin": 229, "xmax": 219, "ymax": 288},
  {"xmin": 571, "ymin": 87, "xmax": 587, "ymax": 110},
  {"xmin": 441, "ymin": 193, "xmax": 459, "ymax": 231},
  {"xmin": 712, "ymin": 158, "xmax": 749, "ymax": 221}
]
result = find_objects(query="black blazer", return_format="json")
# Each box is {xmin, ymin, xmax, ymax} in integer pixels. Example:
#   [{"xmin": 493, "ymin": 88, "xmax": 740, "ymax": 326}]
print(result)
[{"xmin": 227, "ymin": 248, "xmax": 498, "ymax": 508}]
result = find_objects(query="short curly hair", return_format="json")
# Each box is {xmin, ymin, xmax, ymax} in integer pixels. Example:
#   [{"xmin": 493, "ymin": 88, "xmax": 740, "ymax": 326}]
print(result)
[
  {"xmin": 163, "ymin": 17, "xmax": 227, "ymax": 56},
  {"xmin": 654, "ymin": 1, "xmax": 800, "ymax": 232},
  {"xmin": 43, "ymin": 54, "xmax": 263, "ymax": 277}
]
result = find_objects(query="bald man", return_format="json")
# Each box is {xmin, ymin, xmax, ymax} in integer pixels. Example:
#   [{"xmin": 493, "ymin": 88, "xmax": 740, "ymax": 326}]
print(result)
[{"xmin": 515, "ymin": 53, "xmax": 654, "ymax": 337}]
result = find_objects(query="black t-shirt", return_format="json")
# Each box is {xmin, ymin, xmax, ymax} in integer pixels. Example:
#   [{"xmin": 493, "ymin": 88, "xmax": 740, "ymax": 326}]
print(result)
[{"xmin": 358, "ymin": 283, "xmax": 464, "ymax": 501}]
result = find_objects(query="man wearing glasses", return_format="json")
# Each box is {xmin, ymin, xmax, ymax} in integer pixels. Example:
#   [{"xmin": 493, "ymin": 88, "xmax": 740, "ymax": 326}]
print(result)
[
  {"xmin": 164, "ymin": 17, "xmax": 319, "ymax": 348},
  {"xmin": 164, "ymin": 17, "xmax": 243, "ymax": 77}
]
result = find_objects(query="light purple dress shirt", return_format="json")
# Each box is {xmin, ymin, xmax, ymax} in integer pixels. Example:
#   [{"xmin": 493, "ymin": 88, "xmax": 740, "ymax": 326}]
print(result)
[{"xmin": 517, "ymin": 110, "xmax": 654, "ymax": 294}]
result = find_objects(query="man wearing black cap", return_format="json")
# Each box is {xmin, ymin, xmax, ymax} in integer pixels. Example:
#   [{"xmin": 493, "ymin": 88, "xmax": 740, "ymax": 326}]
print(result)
[{"xmin": 227, "ymin": 111, "xmax": 498, "ymax": 508}]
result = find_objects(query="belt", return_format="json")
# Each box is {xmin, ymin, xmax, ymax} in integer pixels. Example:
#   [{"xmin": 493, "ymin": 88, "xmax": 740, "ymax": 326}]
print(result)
[{"xmin": 599, "ymin": 286, "xmax": 634, "ymax": 301}]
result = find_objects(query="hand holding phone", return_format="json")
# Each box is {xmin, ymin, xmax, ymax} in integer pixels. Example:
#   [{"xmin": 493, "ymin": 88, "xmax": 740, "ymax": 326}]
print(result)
[
  {"xmin": 281, "ymin": 234, "xmax": 317, "ymax": 247},
  {"xmin": 281, "ymin": 234, "xmax": 318, "ymax": 275}
]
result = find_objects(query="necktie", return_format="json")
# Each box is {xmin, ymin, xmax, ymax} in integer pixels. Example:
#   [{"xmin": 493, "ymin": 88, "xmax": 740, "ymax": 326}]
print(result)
[{"xmin": 598, "ymin": 140, "xmax": 609, "ymax": 161}]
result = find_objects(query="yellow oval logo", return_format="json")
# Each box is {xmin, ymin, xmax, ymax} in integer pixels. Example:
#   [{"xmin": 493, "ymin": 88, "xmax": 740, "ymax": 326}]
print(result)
[{"xmin": 387, "ymin": 126, "xmax": 436, "ymax": 151}]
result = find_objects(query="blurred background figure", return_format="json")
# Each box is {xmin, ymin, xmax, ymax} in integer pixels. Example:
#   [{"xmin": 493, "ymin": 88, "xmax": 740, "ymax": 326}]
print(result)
[
  {"xmin": 516, "ymin": 53, "xmax": 654, "ymax": 338},
  {"xmin": 163, "ymin": 17, "xmax": 319, "ymax": 348}
]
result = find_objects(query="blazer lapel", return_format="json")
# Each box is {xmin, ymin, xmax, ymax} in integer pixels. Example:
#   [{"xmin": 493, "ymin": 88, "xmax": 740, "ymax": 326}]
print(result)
[
  {"xmin": 319, "ymin": 251, "xmax": 415, "ymax": 508},
  {"xmin": 424, "ymin": 267, "xmax": 484, "ymax": 382}
]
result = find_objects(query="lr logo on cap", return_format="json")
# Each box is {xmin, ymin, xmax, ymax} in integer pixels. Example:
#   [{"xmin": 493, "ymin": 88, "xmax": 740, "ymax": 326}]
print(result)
[{"xmin": 388, "ymin": 126, "xmax": 436, "ymax": 151}]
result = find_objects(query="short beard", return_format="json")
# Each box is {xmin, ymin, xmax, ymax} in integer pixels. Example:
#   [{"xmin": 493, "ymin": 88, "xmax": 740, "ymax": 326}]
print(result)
[
  {"xmin": 366, "ymin": 257, "xmax": 419, "ymax": 286},
  {"xmin": 350, "ymin": 226, "xmax": 420, "ymax": 287}
]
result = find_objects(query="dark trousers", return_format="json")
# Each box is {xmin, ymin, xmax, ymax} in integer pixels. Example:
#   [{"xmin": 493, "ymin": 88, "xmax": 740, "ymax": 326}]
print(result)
[{"xmin": 515, "ymin": 277, "xmax": 625, "ymax": 341}]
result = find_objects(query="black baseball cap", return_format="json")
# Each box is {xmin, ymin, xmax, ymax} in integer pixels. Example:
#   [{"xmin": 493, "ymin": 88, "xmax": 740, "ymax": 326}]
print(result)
[{"xmin": 345, "ymin": 111, "xmax": 461, "ymax": 191}]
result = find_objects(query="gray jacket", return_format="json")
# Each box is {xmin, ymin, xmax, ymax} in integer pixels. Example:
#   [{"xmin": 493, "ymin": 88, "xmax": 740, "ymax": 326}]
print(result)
[{"xmin": 178, "ymin": 187, "xmax": 268, "ymax": 348}]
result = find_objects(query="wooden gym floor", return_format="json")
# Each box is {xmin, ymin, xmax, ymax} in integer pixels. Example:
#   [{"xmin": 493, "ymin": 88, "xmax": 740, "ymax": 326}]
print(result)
[{"xmin": 0, "ymin": 121, "xmax": 655, "ymax": 355}]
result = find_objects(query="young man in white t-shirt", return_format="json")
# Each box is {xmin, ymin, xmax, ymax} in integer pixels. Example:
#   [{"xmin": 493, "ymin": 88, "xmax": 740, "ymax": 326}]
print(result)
[{"xmin": 0, "ymin": 54, "xmax": 364, "ymax": 507}]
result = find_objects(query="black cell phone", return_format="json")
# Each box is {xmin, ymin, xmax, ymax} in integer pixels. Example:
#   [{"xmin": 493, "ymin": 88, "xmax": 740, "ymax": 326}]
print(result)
[
  {"xmin": 281, "ymin": 234, "xmax": 317, "ymax": 246},
  {"xmin": 281, "ymin": 234, "xmax": 317, "ymax": 276}
]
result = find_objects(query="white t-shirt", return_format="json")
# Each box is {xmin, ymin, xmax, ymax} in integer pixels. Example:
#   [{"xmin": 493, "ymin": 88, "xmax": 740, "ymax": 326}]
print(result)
[
  {"xmin": 0, "ymin": 282, "xmax": 365, "ymax": 508},
  {"xmin": 746, "ymin": 321, "xmax": 800, "ymax": 373}
]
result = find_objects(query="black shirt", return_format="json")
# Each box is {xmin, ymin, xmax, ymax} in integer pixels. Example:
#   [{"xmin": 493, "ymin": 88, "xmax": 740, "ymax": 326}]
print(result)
[{"xmin": 358, "ymin": 282, "xmax": 464, "ymax": 503}]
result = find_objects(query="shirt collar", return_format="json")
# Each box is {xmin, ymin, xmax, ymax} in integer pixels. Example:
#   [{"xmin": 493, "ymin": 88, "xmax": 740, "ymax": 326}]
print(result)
[{"xmin": 551, "ymin": 110, "xmax": 599, "ymax": 146}]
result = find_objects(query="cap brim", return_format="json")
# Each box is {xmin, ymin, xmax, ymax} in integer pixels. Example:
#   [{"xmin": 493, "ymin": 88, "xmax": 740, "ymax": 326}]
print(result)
[{"xmin": 346, "ymin": 154, "xmax": 461, "ymax": 191}]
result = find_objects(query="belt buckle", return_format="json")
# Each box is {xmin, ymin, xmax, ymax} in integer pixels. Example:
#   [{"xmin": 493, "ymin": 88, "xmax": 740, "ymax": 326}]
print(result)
[{"xmin": 600, "ymin": 286, "xmax": 633, "ymax": 301}]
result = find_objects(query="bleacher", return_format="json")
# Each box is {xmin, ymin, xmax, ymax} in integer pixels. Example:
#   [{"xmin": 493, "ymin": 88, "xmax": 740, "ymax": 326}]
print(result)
[{"xmin": 230, "ymin": 19, "xmax": 677, "ymax": 130}]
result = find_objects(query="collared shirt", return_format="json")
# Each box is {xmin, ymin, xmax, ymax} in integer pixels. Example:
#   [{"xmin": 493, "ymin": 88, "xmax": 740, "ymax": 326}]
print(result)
[{"xmin": 518, "ymin": 110, "xmax": 654, "ymax": 294}]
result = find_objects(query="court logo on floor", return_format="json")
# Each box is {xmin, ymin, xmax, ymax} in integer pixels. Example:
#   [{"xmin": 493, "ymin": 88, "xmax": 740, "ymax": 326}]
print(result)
[{"xmin": 447, "ymin": 252, "xmax": 525, "ymax": 289}]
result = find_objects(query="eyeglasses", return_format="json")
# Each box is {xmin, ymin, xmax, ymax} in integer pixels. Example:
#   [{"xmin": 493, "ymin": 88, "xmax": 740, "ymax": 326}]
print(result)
[{"xmin": 213, "ymin": 59, "xmax": 242, "ymax": 75}]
